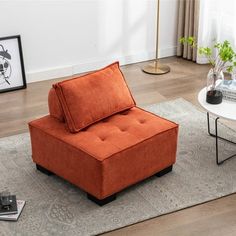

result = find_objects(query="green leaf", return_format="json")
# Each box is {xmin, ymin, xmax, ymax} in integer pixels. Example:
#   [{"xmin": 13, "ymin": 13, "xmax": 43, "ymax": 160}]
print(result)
[
  {"xmin": 227, "ymin": 66, "xmax": 233, "ymax": 73},
  {"xmin": 179, "ymin": 37, "xmax": 196, "ymax": 47}
]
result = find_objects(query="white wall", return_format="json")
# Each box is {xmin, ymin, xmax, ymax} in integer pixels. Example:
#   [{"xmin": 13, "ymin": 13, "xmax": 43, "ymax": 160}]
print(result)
[{"xmin": 0, "ymin": 0, "xmax": 178, "ymax": 83}]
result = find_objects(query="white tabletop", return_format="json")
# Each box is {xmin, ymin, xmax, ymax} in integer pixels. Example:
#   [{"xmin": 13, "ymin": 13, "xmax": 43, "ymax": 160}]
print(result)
[{"xmin": 198, "ymin": 87, "xmax": 236, "ymax": 121}]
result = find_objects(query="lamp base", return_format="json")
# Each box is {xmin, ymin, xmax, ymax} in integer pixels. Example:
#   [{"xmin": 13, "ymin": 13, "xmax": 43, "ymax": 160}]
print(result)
[{"xmin": 142, "ymin": 61, "xmax": 170, "ymax": 75}]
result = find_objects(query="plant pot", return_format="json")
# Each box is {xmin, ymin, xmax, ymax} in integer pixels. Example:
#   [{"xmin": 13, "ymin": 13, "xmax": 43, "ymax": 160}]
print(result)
[{"xmin": 206, "ymin": 90, "xmax": 223, "ymax": 104}]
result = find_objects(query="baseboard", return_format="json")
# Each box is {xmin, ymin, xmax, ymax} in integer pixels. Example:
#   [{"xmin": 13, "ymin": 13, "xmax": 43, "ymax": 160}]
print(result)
[
  {"xmin": 26, "ymin": 46, "xmax": 177, "ymax": 83},
  {"xmin": 27, "ymin": 66, "xmax": 73, "ymax": 83}
]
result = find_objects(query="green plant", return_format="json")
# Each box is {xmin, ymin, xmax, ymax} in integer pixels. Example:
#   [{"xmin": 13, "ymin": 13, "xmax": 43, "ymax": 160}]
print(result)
[{"xmin": 179, "ymin": 37, "xmax": 236, "ymax": 74}]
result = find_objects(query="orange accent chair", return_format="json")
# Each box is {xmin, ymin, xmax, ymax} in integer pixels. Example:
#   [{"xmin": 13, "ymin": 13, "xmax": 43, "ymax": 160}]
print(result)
[{"xmin": 29, "ymin": 62, "xmax": 178, "ymax": 206}]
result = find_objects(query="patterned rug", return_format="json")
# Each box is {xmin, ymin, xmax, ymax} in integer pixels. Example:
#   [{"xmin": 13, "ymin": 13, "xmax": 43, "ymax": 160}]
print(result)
[{"xmin": 0, "ymin": 98, "xmax": 236, "ymax": 236}]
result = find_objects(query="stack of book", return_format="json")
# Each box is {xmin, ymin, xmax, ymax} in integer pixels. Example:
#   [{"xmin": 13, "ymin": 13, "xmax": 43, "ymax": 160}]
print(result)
[
  {"xmin": 0, "ymin": 195, "xmax": 25, "ymax": 221},
  {"xmin": 217, "ymin": 80, "xmax": 236, "ymax": 102}
]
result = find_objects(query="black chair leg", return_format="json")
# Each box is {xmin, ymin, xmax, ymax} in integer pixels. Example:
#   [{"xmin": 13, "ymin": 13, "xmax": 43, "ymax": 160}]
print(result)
[
  {"xmin": 36, "ymin": 164, "xmax": 54, "ymax": 176},
  {"xmin": 155, "ymin": 165, "xmax": 173, "ymax": 177},
  {"xmin": 87, "ymin": 193, "xmax": 116, "ymax": 206}
]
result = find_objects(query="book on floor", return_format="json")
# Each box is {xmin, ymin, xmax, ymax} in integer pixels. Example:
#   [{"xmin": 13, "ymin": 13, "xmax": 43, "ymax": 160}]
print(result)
[
  {"xmin": 0, "ymin": 195, "xmax": 17, "ymax": 216},
  {"xmin": 0, "ymin": 200, "xmax": 25, "ymax": 221}
]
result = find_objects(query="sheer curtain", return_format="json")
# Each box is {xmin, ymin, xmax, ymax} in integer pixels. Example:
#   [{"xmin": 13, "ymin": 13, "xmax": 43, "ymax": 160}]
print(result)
[{"xmin": 197, "ymin": 0, "xmax": 236, "ymax": 63}]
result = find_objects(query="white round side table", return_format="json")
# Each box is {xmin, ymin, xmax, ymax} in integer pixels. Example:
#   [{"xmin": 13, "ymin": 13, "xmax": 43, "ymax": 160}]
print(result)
[{"xmin": 198, "ymin": 87, "xmax": 236, "ymax": 165}]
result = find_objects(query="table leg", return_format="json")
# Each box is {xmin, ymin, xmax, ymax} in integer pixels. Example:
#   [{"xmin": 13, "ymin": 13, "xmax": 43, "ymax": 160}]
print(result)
[{"xmin": 207, "ymin": 112, "xmax": 236, "ymax": 165}]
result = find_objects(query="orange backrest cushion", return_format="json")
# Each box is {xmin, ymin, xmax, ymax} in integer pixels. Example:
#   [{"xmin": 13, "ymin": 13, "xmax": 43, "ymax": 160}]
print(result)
[
  {"xmin": 53, "ymin": 62, "xmax": 136, "ymax": 133},
  {"xmin": 48, "ymin": 88, "xmax": 64, "ymax": 122}
]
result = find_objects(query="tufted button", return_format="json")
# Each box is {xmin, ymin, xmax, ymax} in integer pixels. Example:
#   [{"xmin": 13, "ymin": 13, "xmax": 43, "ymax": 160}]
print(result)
[
  {"xmin": 99, "ymin": 137, "xmax": 106, "ymax": 141},
  {"xmin": 139, "ymin": 119, "xmax": 146, "ymax": 124},
  {"xmin": 120, "ymin": 128, "xmax": 127, "ymax": 132}
]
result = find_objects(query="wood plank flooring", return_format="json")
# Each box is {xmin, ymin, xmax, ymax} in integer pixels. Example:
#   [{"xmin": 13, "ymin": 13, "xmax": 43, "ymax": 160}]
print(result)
[
  {"xmin": 104, "ymin": 194, "xmax": 236, "ymax": 236},
  {"xmin": 1, "ymin": 57, "xmax": 236, "ymax": 235}
]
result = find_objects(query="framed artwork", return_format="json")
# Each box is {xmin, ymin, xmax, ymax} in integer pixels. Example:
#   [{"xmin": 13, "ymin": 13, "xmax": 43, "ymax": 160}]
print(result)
[{"xmin": 0, "ymin": 35, "xmax": 26, "ymax": 93}]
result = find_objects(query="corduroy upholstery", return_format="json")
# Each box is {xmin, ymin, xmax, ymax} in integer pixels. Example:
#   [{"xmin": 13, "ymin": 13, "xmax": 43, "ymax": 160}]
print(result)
[
  {"xmin": 53, "ymin": 62, "xmax": 135, "ymax": 133},
  {"xmin": 29, "ymin": 108, "xmax": 178, "ymax": 199},
  {"xmin": 29, "ymin": 62, "xmax": 179, "ymax": 202},
  {"xmin": 48, "ymin": 88, "xmax": 64, "ymax": 122}
]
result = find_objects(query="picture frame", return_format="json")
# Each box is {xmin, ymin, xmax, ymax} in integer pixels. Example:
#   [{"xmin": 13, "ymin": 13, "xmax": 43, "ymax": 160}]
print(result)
[{"xmin": 0, "ymin": 35, "xmax": 26, "ymax": 93}]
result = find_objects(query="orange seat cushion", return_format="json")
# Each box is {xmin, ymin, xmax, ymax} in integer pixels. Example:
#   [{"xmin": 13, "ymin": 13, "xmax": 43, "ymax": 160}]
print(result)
[
  {"xmin": 29, "ymin": 107, "xmax": 178, "ymax": 199},
  {"xmin": 53, "ymin": 62, "xmax": 135, "ymax": 133}
]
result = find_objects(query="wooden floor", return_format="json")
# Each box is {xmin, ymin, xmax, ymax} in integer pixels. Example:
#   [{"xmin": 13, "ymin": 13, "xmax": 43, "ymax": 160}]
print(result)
[{"xmin": 1, "ymin": 57, "xmax": 236, "ymax": 235}]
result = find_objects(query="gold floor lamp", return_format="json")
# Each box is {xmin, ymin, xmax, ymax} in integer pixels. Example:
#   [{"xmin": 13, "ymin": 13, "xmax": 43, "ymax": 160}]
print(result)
[{"xmin": 142, "ymin": 0, "xmax": 170, "ymax": 75}]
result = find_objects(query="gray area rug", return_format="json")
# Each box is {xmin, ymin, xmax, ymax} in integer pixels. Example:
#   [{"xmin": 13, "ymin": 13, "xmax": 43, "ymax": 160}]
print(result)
[{"xmin": 0, "ymin": 98, "xmax": 236, "ymax": 236}]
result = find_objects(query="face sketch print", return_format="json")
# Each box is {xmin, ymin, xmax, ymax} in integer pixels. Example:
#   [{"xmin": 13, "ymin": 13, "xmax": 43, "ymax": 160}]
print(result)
[{"xmin": 0, "ymin": 44, "xmax": 12, "ymax": 86}]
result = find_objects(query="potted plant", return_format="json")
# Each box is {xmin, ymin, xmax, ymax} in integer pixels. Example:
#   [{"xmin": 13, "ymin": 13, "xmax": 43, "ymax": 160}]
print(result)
[{"xmin": 180, "ymin": 37, "xmax": 236, "ymax": 104}]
